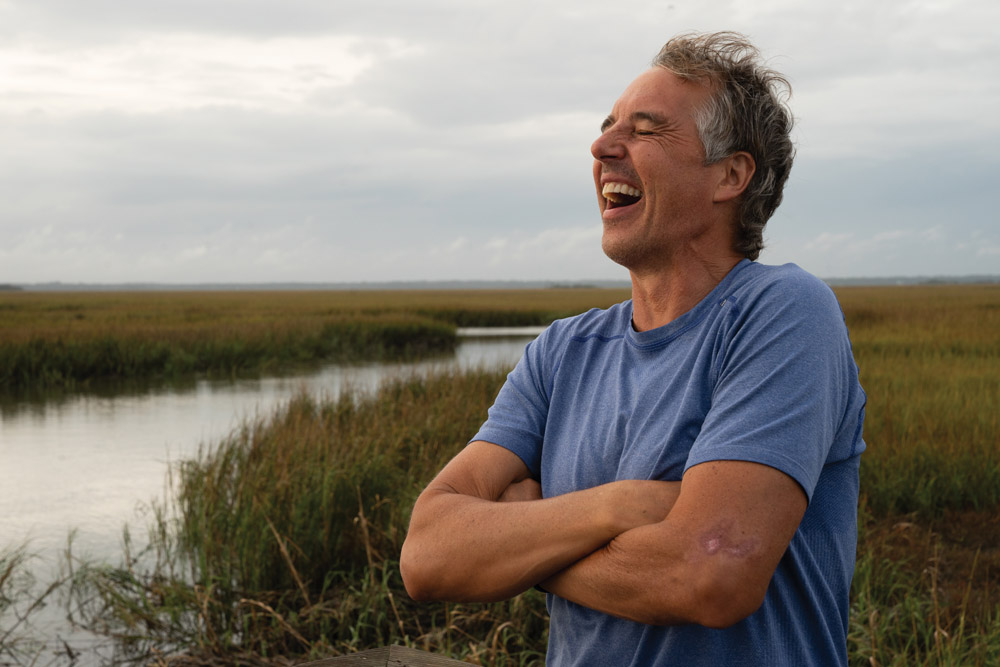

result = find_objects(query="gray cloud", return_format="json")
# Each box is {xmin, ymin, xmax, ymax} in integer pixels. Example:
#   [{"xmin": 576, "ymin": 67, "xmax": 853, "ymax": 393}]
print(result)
[{"xmin": 1, "ymin": 0, "xmax": 997, "ymax": 283}]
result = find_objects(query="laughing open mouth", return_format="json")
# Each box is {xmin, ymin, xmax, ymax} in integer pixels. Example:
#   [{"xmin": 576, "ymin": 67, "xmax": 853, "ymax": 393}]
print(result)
[{"xmin": 602, "ymin": 182, "xmax": 643, "ymax": 209}]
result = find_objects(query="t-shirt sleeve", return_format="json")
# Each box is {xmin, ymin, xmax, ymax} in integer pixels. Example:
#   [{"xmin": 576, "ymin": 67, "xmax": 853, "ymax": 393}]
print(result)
[
  {"xmin": 470, "ymin": 326, "xmax": 556, "ymax": 478},
  {"xmin": 684, "ymin": 272, "xmax": 862, "ymax": 502}
]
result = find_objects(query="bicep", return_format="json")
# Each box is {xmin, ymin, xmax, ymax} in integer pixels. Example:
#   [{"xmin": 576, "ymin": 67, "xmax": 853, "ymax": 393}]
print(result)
[
  {"xmin": 665, "ymin": 459, "xmax": 806, "ymax": 622},
  {"xmin": 675, "ymin": 459, "xmax": 806, "ymax": 549}
]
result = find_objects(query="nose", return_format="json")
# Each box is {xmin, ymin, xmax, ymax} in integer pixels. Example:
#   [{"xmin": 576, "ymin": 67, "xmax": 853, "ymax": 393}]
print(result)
[{"xmin": 591, "ymin": 127, "xmax": 626, "ymax": 161}]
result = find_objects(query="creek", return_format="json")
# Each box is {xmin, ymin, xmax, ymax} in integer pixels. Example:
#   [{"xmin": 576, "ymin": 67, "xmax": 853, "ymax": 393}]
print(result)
[{"xmin": 0, "ymin": 328, "xmax": 541, "ymax": 663}]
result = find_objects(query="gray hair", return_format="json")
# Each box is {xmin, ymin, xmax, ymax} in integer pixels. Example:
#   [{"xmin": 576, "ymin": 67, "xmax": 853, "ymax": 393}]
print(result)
[{"xmin": 652, "ymin": 32, "xmax": 795, "ymax": 260}]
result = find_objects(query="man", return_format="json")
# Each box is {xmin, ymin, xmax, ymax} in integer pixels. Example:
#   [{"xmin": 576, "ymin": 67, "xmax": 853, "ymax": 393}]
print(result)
[{"xmin": 401, "ymin": 32, "xmax": 866, "ymax": 666}]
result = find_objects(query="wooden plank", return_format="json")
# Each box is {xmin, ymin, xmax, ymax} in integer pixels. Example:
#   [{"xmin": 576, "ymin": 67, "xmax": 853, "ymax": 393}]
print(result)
[
  {"xmin": 299, "ymin": 645, "xmax": 468, "ymax": 666},
  {"xmin": 299, "ymin": 646, "xmax": 388, "ymax": 666},
  {"xmin": 385, "ymin": 645, "xmax": 469, "ymax": 666}
]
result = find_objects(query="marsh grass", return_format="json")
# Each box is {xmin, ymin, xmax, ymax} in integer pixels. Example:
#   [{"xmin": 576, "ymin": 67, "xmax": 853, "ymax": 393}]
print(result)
[
  {"xmin": 838, "ymin": 285, "xmax": 1000, "ymax": 517},
  {"xmin": 837, "ymin": 285, "xmax": 1000, "ymax": 666},
  {"xmin": 16, "ymin": 284, "xmax": 1000, "ymax": 664},
  {"xmin": 0, "ymin": 312, "xmax": 456, "ymax": 391},
  {"xmin": 1, "ymin": 546, "xmax": 67, "ymax": 666},
  {"xmin": 66, "ymin": 368, "xmax": 551, "ymax": 664},
  {"xmin": 0, "ymin": 288, "xmax": 631, "ymax": 391},
  {"xmin": 849, "ymin": 505, "xmax": 1000, "ymax": 666}
]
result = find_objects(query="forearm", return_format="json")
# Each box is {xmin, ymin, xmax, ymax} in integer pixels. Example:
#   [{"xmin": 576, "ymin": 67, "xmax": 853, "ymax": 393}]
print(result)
[
  {"xmin": 401, "ymin": 479, "xmax": 674, "ymax": 602},
  {"xmin": 541, "ymin": 461, "xmax": 807, "ymax": 628},
  {"xmin": 540, "ymin": 520, "xmax": 710, "ymax": 626}
]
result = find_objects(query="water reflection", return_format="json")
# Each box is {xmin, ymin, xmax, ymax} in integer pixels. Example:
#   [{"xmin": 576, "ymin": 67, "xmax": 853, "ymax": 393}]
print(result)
[{"xmin": 0, "ymin": 334, "xmax": 538, "ymax": 561}]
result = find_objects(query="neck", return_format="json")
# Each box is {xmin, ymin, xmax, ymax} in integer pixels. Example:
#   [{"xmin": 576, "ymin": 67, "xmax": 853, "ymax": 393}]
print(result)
[{"xmin": 629, "ymin": 253, "xmax": 742, "ymax": 331}]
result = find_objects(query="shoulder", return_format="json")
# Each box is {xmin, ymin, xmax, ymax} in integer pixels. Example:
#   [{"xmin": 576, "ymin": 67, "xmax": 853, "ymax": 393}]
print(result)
[
  {"xmin": 516, "ymin": 300, "xmax": 631, "ymax": 376},
  {"xmin": 520, "ymin": 301, "xmax": 632, "ymax": 375},
  {"xmin": 730, "ymin": 261, "xmax": 835, "ymax": 301},
  {"xmin": 541, "ymin": 300, "xmax": 632, "ymax": 343},
  {"xmin": 725, "ymin": 262, "xmax": 844, "ymax": 326}
]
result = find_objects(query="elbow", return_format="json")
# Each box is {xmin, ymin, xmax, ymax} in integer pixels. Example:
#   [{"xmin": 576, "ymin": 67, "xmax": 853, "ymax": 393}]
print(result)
[
  {"xmin": 694, "ymin": 598, "xmax": 763, "ymax": 629},
  {"xmin": 400, "ymin": 540, "xmax": 519, "ymax": 604},
  {"xmin": 399, "ymin": 541, "xmax": 440, "ymax": 602},
  {"xmin": 399, "ymin": 566, "xmax": 428, "ymax": 602},
  {"xmin": 688, "ymin": 577, "xmax": 766, "ymax": 629},
  {"xmin": 621, "ymin": 574, "xmax": 764, "ymax": 628},
  {"xmin": 401, "ymin": 574, "xmax": 436, "ymax": 603},
  {"xmin": 399, "ymin": 538, "xmax": 482, "ymax": 603}
]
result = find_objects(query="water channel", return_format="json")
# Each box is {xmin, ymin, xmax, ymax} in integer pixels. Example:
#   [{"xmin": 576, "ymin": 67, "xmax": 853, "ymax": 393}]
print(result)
[{"xmin": 0, "ymin": 328, "xmax": 541, "ymax": 663}]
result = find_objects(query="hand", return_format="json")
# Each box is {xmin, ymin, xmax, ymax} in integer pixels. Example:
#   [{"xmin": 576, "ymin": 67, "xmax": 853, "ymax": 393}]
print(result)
[{"xmin": 498, "ymin": 477, "xmax": 543, "ymax": 503}]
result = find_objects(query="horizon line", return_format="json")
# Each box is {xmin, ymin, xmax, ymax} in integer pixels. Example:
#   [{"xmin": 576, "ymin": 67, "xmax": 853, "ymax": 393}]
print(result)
[{"xmin": 3, "ymin": 274, "xmax": 999, "ymax": 292}]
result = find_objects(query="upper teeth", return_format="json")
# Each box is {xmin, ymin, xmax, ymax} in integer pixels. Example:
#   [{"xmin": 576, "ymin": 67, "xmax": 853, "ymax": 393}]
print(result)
[{"xmin": 602, "ymin": 183, "xmax": 642, "ymax": 199}]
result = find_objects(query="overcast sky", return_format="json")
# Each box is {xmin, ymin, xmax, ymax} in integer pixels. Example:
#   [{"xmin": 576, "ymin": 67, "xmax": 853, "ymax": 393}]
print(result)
[{"xmin": 1, "ymin": 0, "xmax": 997, "ymax": 284}]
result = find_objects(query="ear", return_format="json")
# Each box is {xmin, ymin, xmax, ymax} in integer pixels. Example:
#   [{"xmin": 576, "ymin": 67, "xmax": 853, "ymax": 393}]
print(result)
[{"xmin": 713, "ymin": 152, "xmax": 755, "ymax": 203}]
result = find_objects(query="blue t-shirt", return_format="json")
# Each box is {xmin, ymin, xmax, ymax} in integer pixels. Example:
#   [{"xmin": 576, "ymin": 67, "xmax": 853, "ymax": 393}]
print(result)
[{"xmin": 472, "ymin": 260, "xmax": 866, "ymax": 666}]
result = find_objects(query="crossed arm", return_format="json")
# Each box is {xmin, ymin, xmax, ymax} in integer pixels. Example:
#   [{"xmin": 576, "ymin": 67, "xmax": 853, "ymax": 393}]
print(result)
[{"xmin": 400, "ymin": 440, "xmax": 806, "ymax": 628}]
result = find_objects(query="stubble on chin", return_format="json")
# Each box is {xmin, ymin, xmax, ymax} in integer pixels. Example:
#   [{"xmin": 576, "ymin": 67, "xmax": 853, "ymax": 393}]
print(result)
[{"xmin": 601, "ymin": 224, "xmax": 644, "ymax": 269}]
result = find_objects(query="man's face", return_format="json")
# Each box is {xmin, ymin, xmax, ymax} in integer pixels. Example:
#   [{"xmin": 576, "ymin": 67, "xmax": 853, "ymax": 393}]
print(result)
[{"xmin": 592, "ymin": 67, "xmax": 723, "ymax": 272}]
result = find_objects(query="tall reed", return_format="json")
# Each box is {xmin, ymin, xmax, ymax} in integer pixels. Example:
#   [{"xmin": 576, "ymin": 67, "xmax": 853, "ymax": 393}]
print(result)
[
  {"xmin": 67, "ymin": 367, "xmax": 552, "ymax": 663},
  {"xmin": 1, "ymin": 545, "xmax": 65, "ymax": 666}
]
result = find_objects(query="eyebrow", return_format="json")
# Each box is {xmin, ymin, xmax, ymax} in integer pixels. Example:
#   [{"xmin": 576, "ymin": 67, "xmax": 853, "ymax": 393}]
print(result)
[
  {"xmin": 600, "ymin": 111, "xmax": 671, "ymax": 132},
  {"xmin": 633, "ymin": 111, "xmax": 669, "ymax": 126}
]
